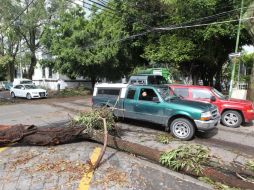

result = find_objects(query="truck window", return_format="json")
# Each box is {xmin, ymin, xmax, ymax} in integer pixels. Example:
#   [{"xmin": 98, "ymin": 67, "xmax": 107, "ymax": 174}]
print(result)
[
  {"xmin": 174, "ymin": 88, "xmax": 189, "ymax": 98},
  {"xmin": 127, "ymin": 89, "xmax": 136, "ymax": 99},
  {"xmin": 139, "ymin": 88, "xmax": 158, "ymax": 101},
  {"xmin": 192, "ymin": 89, "xmax": 211, "ymax": 99},
  {"xmin": 148, "ymin": 76, "xmax": 167, "ymax": 85},
  {"xmin": 97, "ymin": 88, "xmax": 120, "ymax": 96}
]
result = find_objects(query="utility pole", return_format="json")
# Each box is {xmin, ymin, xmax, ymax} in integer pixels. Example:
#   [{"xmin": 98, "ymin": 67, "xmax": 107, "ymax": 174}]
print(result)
[{"xmin": 229, "ymin": 0, "xmax": 244, "ymax": 96}]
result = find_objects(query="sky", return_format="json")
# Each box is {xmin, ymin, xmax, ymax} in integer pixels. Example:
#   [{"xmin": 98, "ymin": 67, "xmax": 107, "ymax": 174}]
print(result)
[{"xmin": 243, "ymin": 45, "xmax": 254, "ymax": 53}]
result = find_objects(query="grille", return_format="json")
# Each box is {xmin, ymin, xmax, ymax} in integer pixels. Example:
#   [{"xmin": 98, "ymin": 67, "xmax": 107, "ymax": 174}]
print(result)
[
  {"xmin": 211, "ymin": 108, "xmax": 218, "ymax": 118},
  {"xmin": 39, "ymin": 92, "xmax": 45, "ymax": 97}
]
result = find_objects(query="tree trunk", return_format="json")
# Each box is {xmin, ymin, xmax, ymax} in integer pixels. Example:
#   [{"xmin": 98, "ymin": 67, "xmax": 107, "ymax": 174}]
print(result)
[
  {"xmin": 91, "ymin": 76, "xmax": 96, "ymax": 90},
  {"xmin": 7, "ymin": 60, "xmax": 15, "ymax": 82},
  {"xmin": 215, "ymin": 67, "xmax": 222, "ymax": 91},
  {"xmin": 247, "ymin": 60, "xmax": 254, "ymax": 101},
  {"xmin": 28, "ymin": 50, "xmax": 36, "ymax": 79},
  {"xmin": 28, "ymin": 28, "xmax": 37, "ymax": 80}
]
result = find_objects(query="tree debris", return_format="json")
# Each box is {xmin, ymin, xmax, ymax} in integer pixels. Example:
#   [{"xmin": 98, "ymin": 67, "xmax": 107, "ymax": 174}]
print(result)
[{"xmin": 1, "ymin": 108, "xmax": 254, "ymax": 189}]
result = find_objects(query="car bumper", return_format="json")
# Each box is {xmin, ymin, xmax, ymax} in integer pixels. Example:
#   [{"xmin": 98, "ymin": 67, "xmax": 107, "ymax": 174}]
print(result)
[
  {"xmin": 194, "ymin": 116, "xmax": 220, "ymax": 131},
  {"xmin": 243, "ymin": 111, "xmax": 254, "ymax": 123},
  {"xmin": 31, "ymin": 94, "xmax": 48, "ymax": 98}
]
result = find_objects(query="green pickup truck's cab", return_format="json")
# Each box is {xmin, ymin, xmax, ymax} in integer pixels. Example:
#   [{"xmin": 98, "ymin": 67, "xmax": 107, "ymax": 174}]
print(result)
[{"xmin": 92, "ymin": 83, "xmax": 220, "ymax": 140}]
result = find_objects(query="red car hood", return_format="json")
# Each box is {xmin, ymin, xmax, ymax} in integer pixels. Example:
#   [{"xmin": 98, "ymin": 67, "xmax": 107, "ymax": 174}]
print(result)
[{"xmin": 222, "ymin": 98, "xmax": 253, "ymax": 107}]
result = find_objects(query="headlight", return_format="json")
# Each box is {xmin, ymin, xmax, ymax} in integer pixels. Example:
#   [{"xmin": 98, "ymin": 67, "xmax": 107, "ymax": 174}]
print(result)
[{"xmin": 200, "ymin": 111, "xmax": 212, "ymax": 121}]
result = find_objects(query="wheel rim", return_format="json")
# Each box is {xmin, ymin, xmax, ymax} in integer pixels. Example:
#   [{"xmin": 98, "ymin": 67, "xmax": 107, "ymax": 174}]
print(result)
[
  {"xmin": 224, "ymin": 113, "xmax": 238, "ymax": 126},
  {"xmin": 172, "ymin": 121, "xmax": 191, "ymax": 139},
  {"xmin": 27, "ymin": 94, "xmax": 31, "ymax": 99},
  {"xmin": 11, "ymin": 93, "xmax": 14, "ymax": 97}
]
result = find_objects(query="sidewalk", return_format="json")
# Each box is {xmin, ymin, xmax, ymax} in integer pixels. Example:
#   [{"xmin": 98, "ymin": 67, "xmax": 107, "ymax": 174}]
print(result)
[{"xmin": 0, "ymin": 141, "xmax": 212, "ymax": 190}]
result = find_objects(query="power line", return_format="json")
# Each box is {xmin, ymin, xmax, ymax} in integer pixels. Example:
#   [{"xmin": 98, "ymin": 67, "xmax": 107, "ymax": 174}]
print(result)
[
  {"xmin": 87, "ymin": 0, "xmax": 114, "ymax": 11},
  {"xmin": 1, "ymin": 0, "xmax": 36, "ymax": 31},
  {"xmin": 97, "ymin": 0, "xmax": 107, "ymax": 6},
  {"xmin": 160, "ymin": 5, "xmax": 253, "ymax": 30},
  {"xmin": 81, "ymin": 16, "xmax": 254, "ymax": 51},
  {"xmin": 154, "ymin": 16, "xmax": 254, "ymax": 31}
]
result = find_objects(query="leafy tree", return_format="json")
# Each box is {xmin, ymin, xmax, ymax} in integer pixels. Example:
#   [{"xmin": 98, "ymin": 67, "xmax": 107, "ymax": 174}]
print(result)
[
  {"xmin": 142, "ymin": 0, "xmax": 252, "ymax": 89},
  {"xmin": 0, "ymin": 0, "xmax": 21, "ymax": 81},
  {"xmin": 15, "ymin": 0, "xmax": 68, "ymax": 79},
  {"xmin": 41, "ymin": 7, "xmax": 124, "ymax": 87}
]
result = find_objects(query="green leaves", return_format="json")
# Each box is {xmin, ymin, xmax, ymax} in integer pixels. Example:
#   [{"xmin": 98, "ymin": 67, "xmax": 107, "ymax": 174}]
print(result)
[
  {"xmin": 74, "ymin": 108, "xmax": 115, "ymax": 131},
  {"xmin": 143, "ymin": 35, "xmax": 196, "ymax": 64},
  {"xmin": 160, "ymin": 145, "xmax": 210, "ymax": 175}
]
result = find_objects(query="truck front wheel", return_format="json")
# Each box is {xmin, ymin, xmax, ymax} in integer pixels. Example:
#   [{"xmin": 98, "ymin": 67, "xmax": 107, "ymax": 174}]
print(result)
[{"xmin": 170, "ymin": 118, "xmax": 195, "ymax": 141}]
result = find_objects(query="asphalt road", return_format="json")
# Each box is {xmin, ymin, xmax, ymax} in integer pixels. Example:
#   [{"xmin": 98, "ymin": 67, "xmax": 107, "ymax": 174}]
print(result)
[{"xmin": 0, "ymin": 96, "xmax": 213, "ymax": 190}]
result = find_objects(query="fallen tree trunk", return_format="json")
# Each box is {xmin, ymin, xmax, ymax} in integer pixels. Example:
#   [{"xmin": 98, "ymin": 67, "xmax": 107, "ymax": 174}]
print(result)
[
  {"xmin": 89, "ymin": 131, "xmax": 254, "ymax": 189},
  {"xmin": 0, "ymin": 124, "xmax": 37, "ymax": 144},
  {"xmin": 1, "ymin": 124, "xmax": 254, "ymax": 189}
]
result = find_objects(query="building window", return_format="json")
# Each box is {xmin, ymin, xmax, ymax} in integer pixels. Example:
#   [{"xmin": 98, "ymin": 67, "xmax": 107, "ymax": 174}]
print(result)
[{"xmin": 49, "ymin": 67, "xmax": 53, "ymax": 78}]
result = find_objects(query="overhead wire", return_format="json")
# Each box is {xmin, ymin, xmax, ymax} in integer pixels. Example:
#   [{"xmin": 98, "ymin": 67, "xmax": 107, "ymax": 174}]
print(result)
[
  {"xmin": 1, "ymin": 0, "xmax": 36, "ymax": 31},
  {"xmin": 81, "ymin": 15, "xmax": 254, "ymax": 51},
  {"xmin": 87, "ymin": 0, "xmax": 114, "ymax": 11}
]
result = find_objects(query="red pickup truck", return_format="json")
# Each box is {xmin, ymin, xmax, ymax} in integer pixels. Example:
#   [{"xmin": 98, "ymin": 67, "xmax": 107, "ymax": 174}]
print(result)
[{"xmin": 169, "ymin": 85, "xmax": 254, "ymax": 128}]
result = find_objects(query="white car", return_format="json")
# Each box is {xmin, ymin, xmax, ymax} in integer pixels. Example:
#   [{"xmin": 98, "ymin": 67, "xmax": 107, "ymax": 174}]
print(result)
[{"xmin": 10, "ymin": 84, "xmax": 48, "ymax": 100}]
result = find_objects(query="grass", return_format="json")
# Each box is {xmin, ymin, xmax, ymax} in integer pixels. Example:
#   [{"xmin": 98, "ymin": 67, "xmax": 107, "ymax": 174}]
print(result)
[{"xmin": 155, "ymin": 134, "xmax": 175, "ymax": 144}]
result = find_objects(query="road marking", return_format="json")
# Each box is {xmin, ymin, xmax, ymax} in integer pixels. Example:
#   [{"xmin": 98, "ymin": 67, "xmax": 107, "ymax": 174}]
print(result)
[
  {"xmin": 0, "ymin": 146, "xmax": 8, "ymax": 153},
  {"xmin": 78, "ymin": 147, "xmax": 102, "ymax": 190}
]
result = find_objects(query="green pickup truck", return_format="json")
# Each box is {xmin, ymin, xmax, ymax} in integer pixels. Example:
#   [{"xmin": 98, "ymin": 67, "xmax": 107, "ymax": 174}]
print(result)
[{"xmin": 92, "ymin": 83, "xmax": 220, "ymax": 140}]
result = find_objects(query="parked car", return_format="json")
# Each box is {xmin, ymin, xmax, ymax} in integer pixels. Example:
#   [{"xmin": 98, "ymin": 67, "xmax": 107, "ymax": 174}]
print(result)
[
  {"xmin": 10, "ymin": 84, "xmax": 48, "ymax": 100},
  {"xmin": 169, "ymin": 84, "xmax": 254, "ymax": 128},
  {"xmin": 0, "ymin": 81, "xmax": 13, "ymax": 91},
  {"xmin": 92, "ymin": 83, "xmax": 220, "ymax": 140},
  {"xmin": 0, "ymin": 82, "xmax": 4, "ymax": 91}
]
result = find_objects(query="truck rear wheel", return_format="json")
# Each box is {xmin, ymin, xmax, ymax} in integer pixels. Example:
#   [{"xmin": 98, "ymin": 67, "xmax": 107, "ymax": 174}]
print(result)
[
  {"xmin": 170, "ymin": 118, "xmax": 195, "ymax": 141},
  {"xmin": 221, "ymin": 110, "xmax": 242, "ymax": 128}
]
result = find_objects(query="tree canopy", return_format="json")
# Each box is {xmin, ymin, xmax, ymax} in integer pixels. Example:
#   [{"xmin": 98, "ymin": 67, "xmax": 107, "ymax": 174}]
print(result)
[{"xmin": 1, "ymin": 0, "xmax": 253, "ymax": 87}]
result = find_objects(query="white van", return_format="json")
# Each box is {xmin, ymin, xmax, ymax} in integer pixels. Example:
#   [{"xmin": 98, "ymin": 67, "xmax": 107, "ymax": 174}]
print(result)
[{"xmin": 13, "ymin": 79, "xmax": 33, "ymax": 86}]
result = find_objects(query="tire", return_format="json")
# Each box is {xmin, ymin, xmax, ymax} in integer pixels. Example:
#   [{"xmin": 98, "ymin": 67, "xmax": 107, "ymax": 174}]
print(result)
[
  {"xmin": 11, "ymin": 92, "xmax": 15, "ymax": 98},
  {"xmin": 221, "ymin": 110, "xmax": 242, "ymax": 128},
  {"xmin": 26, "ymin": 93, "xmax": 32, "ymax": 100},
  {"xmin": 170, "ymin": 118, "xmax": 195, "ymax": 141}
]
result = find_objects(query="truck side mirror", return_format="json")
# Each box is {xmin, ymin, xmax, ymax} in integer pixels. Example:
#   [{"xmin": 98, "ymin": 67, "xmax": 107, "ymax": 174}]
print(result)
[
  {"xmin": 210, "ymin": 96, "xmax": 216, "ymax": 102},
  {"xmin": 152, "ymin": 97, "xmax": 160, "ymax": 103}
]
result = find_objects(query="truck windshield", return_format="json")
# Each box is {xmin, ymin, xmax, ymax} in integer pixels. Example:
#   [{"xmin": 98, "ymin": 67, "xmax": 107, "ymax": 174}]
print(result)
[
  {"xmin": 156, "ymin": 87, "xmax": 178, "ymax": 101},
  {"xmin": 211, "ymin": 88, "xmax": 226, "ymax": 100}
]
